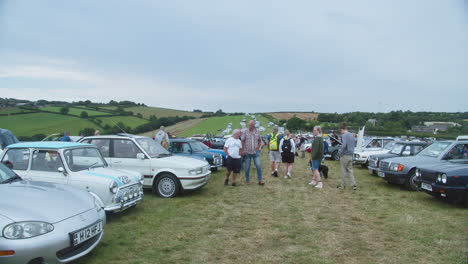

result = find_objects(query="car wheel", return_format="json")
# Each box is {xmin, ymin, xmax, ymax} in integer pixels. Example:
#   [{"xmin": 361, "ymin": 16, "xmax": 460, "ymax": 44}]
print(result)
[
  {"xmin": 405, "ymin": 170, "xmax": 419, "ymax": 191},
  {"xmin": 154, "ymin": 173, "xmax": 180, "ymax": 198},
  {"xmin": 361, "ymin": 161, "xmax": 369, "ymax": 169},
  {"xmin": 331, "ymin": 150, "xmax": 340, "ymax": 161},
  {"xmin": 211, "ymin": 167, "xmax": 218, "ymax": 172}
]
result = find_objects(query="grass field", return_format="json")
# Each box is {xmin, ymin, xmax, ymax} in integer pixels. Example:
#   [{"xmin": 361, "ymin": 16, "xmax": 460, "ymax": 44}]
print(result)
[
  {"xmin": 179, "ymin": 115, "xmax": 273, "ymax": 137},
  {"xmin": 0, "ymin": 107, "xmax": 35, "ymax": 115},
  {"xmin": 41, "ymin": 106, "xmax": 112, "ymax": 117},
  {"xmin": 268, "ymin": 112, "xmax": 319, "ymax": 121},
  {"xmin": 139, "ymin": 118, "xmax": 207, "ymax": 138},
  {"xmin": 126, "ymin": 106, "xmax": 205, "ymax": 119},
  {"xmin": 0, "ymin": 112, "xmax": 99, "ymax": 136},
  {"xmin": 75, "ymin": 151, "xmax": 468, "ymax": 264},
  {"xmin": 97, "ymin": 116, "xmax": 149, "ymax": 129}
]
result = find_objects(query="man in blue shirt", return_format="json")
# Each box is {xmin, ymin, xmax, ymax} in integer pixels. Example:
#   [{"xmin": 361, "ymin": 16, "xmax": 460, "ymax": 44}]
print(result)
[{"xmin": 59, "ymin": 132, "xmax": 72, "ymax": 142}]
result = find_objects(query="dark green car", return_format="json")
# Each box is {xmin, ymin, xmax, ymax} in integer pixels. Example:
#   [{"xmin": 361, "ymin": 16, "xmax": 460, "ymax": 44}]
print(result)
[{"xmin": 169, "ymin": 139, "xmax": 223, "ymax": 171}]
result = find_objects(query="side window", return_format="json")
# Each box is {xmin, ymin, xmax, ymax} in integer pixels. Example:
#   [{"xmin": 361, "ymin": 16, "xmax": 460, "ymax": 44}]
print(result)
[
  {"xmin": 401, "ymin": 145, "xmax": 411, "ymax": 156},
  {"xmin": 31, "ymin": 150, "xmax": 64, "ymax": 172},
  {"xmin": 89, "ymin": 139, "xmax": 110, "ymax": 157},
  {"xmin": 182, "ymin": 143, "xmax": 191, "ymax": 153},
  {"xmin": 446, "ymin": 144, "xmax": 468, "ymax": 160},
  {"xmin": 1, "ymin": 148, "xmax": 30, "ymax": 170},
  {"xmin": 412, "ymin": 145, "xmax": 424, "ymax": 155},
  {"xmin": 113, "ymin": 140, "xmax": 142, "ymax": 158},
  {"xmin": 383, "ymin": 139, "xmax": 393, "ymax": 147}
]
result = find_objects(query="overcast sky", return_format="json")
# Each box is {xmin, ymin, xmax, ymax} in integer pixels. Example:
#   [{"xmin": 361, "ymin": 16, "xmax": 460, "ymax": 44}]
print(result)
[{"xmin": 0, "ymin": 0, "xmax": 467, "ymax": 113}]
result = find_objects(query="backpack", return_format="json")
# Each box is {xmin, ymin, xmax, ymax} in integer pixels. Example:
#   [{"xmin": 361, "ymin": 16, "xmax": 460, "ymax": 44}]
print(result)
[{"xmin": 282, "ymin": 138, "xmax": 292, "ymax": 153}]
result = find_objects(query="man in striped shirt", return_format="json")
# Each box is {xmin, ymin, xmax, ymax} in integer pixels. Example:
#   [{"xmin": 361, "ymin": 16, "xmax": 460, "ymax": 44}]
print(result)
[{"xmin": 241, "ymin": 120, "xmax": 265, "ymax": 185}]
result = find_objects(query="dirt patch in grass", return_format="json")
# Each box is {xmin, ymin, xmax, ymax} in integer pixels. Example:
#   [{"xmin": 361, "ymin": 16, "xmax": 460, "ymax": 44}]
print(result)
[{"xmin": 268, "ymin": 112, "xmax": 319, "ymax": 120}]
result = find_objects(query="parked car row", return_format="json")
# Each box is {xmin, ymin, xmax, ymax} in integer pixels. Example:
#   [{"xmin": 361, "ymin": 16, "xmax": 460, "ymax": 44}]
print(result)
[{"xmin": 0, "ymin": 132, "xmax": 220, "ymax": 263}]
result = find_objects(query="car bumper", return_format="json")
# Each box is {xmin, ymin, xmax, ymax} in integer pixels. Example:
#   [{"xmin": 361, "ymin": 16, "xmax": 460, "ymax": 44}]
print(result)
[
  {"xmin": 420, "ymin": 181, "xmax": 467, "ymax": 200},
  {"xmin": 179, "ymin": 172, "xmax": 211, "ymax": 190},
  {"xmin": 382, "ymin": 171, "xmax": 407, "ymax": 184},
  {"xmin": 0, "ymin": 208, "xmax": 106, "ymax": 264},
  {"xmin": 104, "ymin": 194, "xmax": 144, "ymax": 213},
  {"xmin": 353, "ymin": 157, "xmax": 367, "ymax": 165}
]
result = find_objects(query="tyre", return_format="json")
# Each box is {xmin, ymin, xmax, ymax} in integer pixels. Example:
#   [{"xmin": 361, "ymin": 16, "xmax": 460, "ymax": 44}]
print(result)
[
  {"xmin": 405, "ymin": 170, "xmax": 419, "ymax": 191},
  {"xmin": 361, "ymin": 161, "xmax": 369, "ymax": 169},
  {"xmin": 331, "ymin": 150, "xmax": 340, "ymax": 161},
  {"xmin": 154, "ymin": 173, "xmax": 180, "ymax": 198}
]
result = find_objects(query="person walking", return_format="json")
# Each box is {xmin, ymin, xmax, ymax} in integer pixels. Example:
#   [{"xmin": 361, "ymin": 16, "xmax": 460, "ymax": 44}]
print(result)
[
  {"xmin": 266, "ymin": 125, "xmax": 282, "ymax": 177},
  {"xmin": 309, "ymin": 126, "xmax": 324, "ymax": 188},
  {"xmin": 59, "ymin": 132, "xmax": 71, "ymax": 142},
  {"xmin": 293, "ymin": 134, "xmax": 300, "ymax": 157},
  {"xmin": 299, "ymin": 134, "xmax": 307, "ymax": 158},
  {"xmin": 279, "ymin": 130, "xmax": 296, "ymax": 179},
  {"xmin": 337, "ymin": 124, "xmax": 357, "ymax": 190},
  {"xmin": 224, "ymin": 129, "xmax": 243, "ymax": 187},
  {"xmin": 241, "ymin": 120, "xmax": 264, "ymax": 185},
  {"xmin": 155, "ymin": 126, "xmax": 170, "ymax": 149}
]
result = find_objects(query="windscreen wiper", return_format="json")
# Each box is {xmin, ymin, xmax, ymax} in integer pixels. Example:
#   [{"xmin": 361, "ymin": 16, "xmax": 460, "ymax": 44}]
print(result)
[{"xmin": 1, "ymin": 175, "xmax": 22, "ymax": 184}]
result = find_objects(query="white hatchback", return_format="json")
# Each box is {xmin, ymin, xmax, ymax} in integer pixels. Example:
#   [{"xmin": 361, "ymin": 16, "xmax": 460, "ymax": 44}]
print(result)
[
  {"xmin": 0, "ymin": 142, "xmax": 144, "ymax": 213},
  {"xmin": 80, "ymin": 135, "xmax": 211, "ymax": 198}
]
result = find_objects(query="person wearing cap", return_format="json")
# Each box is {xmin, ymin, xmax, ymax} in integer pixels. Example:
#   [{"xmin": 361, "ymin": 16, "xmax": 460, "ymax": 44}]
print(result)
[
  {"xmin": 155, "ymin": 126, "xmax": 170, "ymax": 149},
  {"xmin": 266, "ymin": 125, "xmax": 282, "ymax": 177}
]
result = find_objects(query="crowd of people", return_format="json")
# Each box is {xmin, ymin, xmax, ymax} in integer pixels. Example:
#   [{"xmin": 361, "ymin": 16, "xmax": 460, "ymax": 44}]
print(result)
[{"xmin": 224, "ymin": 121, "xmax": 358, "ymax": 190}]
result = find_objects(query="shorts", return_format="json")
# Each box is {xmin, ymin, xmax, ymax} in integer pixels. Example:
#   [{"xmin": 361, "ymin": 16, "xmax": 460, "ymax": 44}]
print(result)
[
  {"xmin": 269, "ymin": 150, "xmax": 281, "ymax": 162},
  {"xmin": 281, "ymin": 152, "xmax": 295, "ymax": 164},
  {"xmin": 311, "ymin": 160, "xmax": 321, "ymax": 171},
  {"xmin": 226, "ymin": 157, "xmax": 241, "ymax": 173}
]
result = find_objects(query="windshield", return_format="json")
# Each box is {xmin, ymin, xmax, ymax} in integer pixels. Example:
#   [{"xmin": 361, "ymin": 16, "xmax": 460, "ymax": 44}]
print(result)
[
  {"xmin": 417, "ymin": 142, "xmax": 451, "ymax": 158},
  {"xmin": 136, "ymin": 138, "xmax": 171, "ymax": 158},
  {"xmin": 390, "ymin": 143, "xmax": 405, "ymax": 154},
  {"xmin": 0, "ymin": 163, "xmax": 20, "ymax": 183},
  {"xmin": 189, "ymin": 142, "xmax": 207, "ymax": 152},
  {"xmin": 63, "ymin": 147, "xmax": 107, "ymax": 172},
  {"xmin": 384, "ymin": 141, "xmax": 395, "ymax": 150}
]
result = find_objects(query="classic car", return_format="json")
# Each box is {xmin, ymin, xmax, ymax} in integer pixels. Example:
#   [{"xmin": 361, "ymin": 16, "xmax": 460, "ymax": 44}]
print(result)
[
  {"xmin": 0, "ymin": 142, "xmax": 144, "ymax": 212},
  {"xmin": 80, "ymin": 134, "xmax": 211, "ymax": 198},
  {"xmin": 378, "ymin": 139, "xmax": 468, "ymax": 191},
  {"xmin": 353, "ymin": 138, "xmax": 396, "ymax": 167},
  {"xmin": 368, "ymin": 141, "xmax": 428, "ymax": 175},
  {"xmin": 191, "ymin": 140, "xmax": 227, "ymax": 165},
  {"xmin": 209, "ymin": 137, "xmax": 226, "ymax": 149},
  {"xmin": 168, "ymin": 139, "xmax": 224, "ymax": 170},
  {"xmin": 0, "ymin": 162, "xmax": 106, "ymax": 264},
  {"xmin": 0, "ymin": 128, "xmax": 19, "ymax": 156},
  {"xmin": 418, "ymin": 159, "xmax": 468, "ymax": 206}
]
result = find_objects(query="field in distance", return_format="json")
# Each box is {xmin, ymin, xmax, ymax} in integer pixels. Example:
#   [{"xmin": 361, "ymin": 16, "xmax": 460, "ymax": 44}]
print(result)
[
  {"xmin": 126, "ymin": 106, "xmax": 205, "ymax": 119},
  {"xmin": 268, "ymin": 112, "xmax": 318, "ymax": 120}
]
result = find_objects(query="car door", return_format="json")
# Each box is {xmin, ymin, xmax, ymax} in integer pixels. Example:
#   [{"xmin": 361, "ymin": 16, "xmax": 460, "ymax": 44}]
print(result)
[
  {"xmin": 110, "ymin": 139, "xmax": 152, "ymax": 177},
  {"xmin": 1, "ymin": 148, "xmax": 30, "ymax": 178},
  {"xmin": 27, "ymin": 149, "xmax": 68, "ymax": 185},
  {"xmin": 82, "ymin": 138, "xmax": 112, "ymax": 165}
]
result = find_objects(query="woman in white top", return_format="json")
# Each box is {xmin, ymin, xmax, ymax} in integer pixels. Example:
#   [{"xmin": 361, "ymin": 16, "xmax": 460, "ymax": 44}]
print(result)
[{"xmin": 279, "ymin": 130, "xmax": 296, "ymax": 179}]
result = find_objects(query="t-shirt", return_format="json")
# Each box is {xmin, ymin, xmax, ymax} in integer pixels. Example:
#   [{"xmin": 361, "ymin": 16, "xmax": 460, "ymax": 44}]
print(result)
[
  {"xmin": 155, "ymin": 130, "xmax": 169, "ymax": 144},
  {"xmin": 224, "ymin": 137, "xmax": 242, "ymax": 159}
]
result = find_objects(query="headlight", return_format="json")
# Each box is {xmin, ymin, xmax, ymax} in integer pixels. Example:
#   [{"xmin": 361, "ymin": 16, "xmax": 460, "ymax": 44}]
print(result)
[
  {"xmin": 441, "ymin": 173, "xmax": 447, "ymax": 184},
  {"xmin": 437, "ymin": 174, "xmax": 442, "ymax": 182},
  {"xmin": 189, "ymin": 167, "xmax": 203, "ymax": 175},
  {"xmin": 94, "ymin": 197, "xmax": 104, "ymax": 212},
  {"xmin": 390, "ymin": 163, "xmax": 404, "ymax": 172},
  {"xmin": 139, "ymin": 174, "xmax": 144, "ymax": 185},
  {"xmin": 415, "ymin": 169, "xmax": 421, "ymax": 177},
  {"xmin": 3, "ymin": 221, "xmax": 54, "ymax": 239},
  {"xmin": 109, "ymin": 181, "xmax": 118, "ymax": 194}
]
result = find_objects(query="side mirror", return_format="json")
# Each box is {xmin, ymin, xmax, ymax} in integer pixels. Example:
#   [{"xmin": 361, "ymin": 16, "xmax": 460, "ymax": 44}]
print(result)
[
  {"xmin": 136, "ymin": 153, "xmax": 145, "ymax": 160},
  {"xmin": 58, "ymin": 167, "xmax": 67, "ymax": 176}
]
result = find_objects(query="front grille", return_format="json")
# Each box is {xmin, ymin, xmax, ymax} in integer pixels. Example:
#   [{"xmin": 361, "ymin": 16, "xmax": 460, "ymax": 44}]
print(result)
[
  {"xmin": 213, "ymin": 155, "xmax": 223, "ymax": 165},
  {"xmin": 380, "ymin": 161, "xmax": 390, "ymax": 171},
  {"xmin": 56, "ymin": 233, "xmax": 100, "ymax": 260},
  {"xmin": 116, "ymin": 184, "xmax": 142, "ymax": 203},
  {"xmin": 421, "ymin": 170, "xmax": 438, "ymax": 182}
]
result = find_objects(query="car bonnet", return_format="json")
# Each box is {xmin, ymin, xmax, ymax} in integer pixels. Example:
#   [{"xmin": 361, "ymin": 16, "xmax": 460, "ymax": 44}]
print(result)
[{"xmin": 82, "ymin": 167, "xmax": 140, "ymax": 187}]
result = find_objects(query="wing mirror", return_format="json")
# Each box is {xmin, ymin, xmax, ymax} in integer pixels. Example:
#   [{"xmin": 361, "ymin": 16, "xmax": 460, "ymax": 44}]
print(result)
[
  {"xmin": 136, "ymin": 153, "xmax": 145, "ymax": 160},
  {"xmin": 58, "ymin": 167, "xmax": 67, "ymax": 176}
]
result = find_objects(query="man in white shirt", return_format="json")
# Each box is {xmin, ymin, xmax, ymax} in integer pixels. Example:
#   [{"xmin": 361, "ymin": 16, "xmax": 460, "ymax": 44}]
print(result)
[
  {"xmin": 223, "ymin": 129, "xmax": 243, "ymax": 187},
  {"xmin": 155, "ymin": 126, "xmax": 170, "ymax": 149}
]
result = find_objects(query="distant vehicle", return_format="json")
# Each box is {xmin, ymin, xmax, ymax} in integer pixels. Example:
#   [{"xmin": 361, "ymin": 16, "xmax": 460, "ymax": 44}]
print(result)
[
  {"xmin": 0, "ymin": 162, "xmax": 106, "ymax": 264},
  {"xmin": 368, "ymin": 141, "xmax": 429, "ymax": 175},
  {"xmin": 168, "ymin": 139, "xmax": 223, "ymax": 170},
  {"xmin": 80, "ymin": 135, "xmax": 211, "ymax": 198},
  {"xmin": 418, "ymin": 159, "xmax": 468, "ymax": 207},
  {"xmin": 1, "ymin": 142, "xmax": 144, "ymax": 212},
  {"xmin": 379, "ymin": 139, "xmax": 468, "ymax": 191},
  {"xmin": 42, "ymin": 133, "xmax": 83, "ymax": 142},
  {"xmin": 209, "ymin": 137, "xmax": 225, "ymax": 149},
  {"xmin": 353, "ymin": 140, "xmax": 396, "ymax": 168}
]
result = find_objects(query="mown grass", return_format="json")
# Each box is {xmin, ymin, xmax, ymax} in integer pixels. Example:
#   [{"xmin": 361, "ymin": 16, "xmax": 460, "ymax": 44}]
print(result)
[
  {"xmin": 40, "ymin": 106, "xmax": 112, "ymax": 117},
  {"xmin": 76, "ymin": 151, "xmax": 468, "ymax": 264},
  {"xmin": 96, "ymin": 116, "xmax": 149, "ymax": 129},
  {"xmin": 179, "ymin": 115, "xmax": 273, "ymax": 137},
  {"xmin": 0, "ymin": 112, "xmax": 99, "ymax": 136},
  {"xmin": 0, "ymin": 107, "xmax": 35, "ymax": 115},
  {"xmin": 126, "ymin": 106, "xmax": 204, "ymax": 119}
]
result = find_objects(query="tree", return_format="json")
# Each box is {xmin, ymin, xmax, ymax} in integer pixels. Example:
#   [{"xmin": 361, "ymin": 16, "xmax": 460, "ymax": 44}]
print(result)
[
  {"xmin": 80, "ymin": 111, "xmax": 89, "ymax": 118},
  {"xmin": 286, "ymin": 117, "xmax": 306, "ymax": 131},
  {"xmin": 136, "ymin": 113, "xmax": 143, "ymax": 118},
  {"xmin": 79, "ymin": 127, "xmax": 95, "ymax": 136},
  {"xmin": 193, "ymin": 109, "xmax": 202, "ymax": 112},
  {"xmin": 60, "ymin": 107, "xmax": 69, "ymax": 115}
]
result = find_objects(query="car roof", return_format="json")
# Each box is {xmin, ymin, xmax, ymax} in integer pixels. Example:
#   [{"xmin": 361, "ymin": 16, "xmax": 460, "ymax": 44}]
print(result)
[
  {"xmin": 7, "ymin": 141, "xmax": 95, "ymax": 149},
  {"xmin": 82, "ymin": 134, "xmax": 148, "ymax": 140},
  {"xmin": 170, "ymin": 138, "xmax": 197, "ymax": 143},
  {"xmin": 394, "ymin": 141, "xmax": 428, "ymax": 145}
]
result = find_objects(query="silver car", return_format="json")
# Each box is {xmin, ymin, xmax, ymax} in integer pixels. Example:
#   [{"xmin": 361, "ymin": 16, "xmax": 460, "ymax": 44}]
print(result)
[{"xmin": 0, "ymin": 163, "xmax": 106, "ymax": 264}]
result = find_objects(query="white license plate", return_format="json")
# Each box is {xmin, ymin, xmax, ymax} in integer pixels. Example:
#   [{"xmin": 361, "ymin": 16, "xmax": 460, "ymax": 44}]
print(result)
[
  {"xmin": 72, "ymin": 221, "xmax": 103, "ymax": 246},
  {"xmin": 377, "ymin": 171, "xmax": 385, "ymax": 178},
  {"xmin": 421, "ymin": 182, "xmax": 432, "ymax": 192}
]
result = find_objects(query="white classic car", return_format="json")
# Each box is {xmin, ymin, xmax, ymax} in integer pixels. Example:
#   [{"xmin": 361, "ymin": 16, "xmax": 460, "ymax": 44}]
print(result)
[
  {"xmin": 79, "ymin": 134, "xmax": 211, "ymax": 198},
  {"xmin": 0, "ymin": 142, "xmax": 144, "ymax": 213},
  {"xmin": 353, "ymin": 138, "xmax": 396, "ymax": 167}
]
